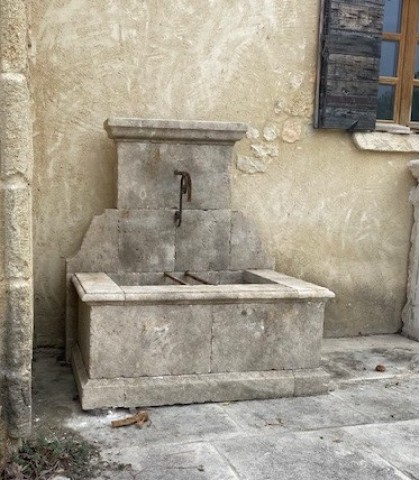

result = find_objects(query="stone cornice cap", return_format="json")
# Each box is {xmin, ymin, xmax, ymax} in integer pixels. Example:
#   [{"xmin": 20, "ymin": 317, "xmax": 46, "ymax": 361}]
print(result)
[{"xmin": 104, "ymin": 117, "xmax": 248, "ymax": 144}]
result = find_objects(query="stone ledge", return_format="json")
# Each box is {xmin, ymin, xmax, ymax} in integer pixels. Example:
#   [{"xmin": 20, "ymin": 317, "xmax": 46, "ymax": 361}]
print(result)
[
  {"xmin": 244, "ymin": 270, "xmax": 335, "ymax": 298},
  {"xmin": 72, "ymin": 346, "xmax": 329, "ymax": 410},
  {"xmin": 73, "ymin": 272, "xmax": 124, "ymax": 302},
  {"xmin": 72, "ymin": 271, "xmax": 335, "ymax": 305},
  {"xmin": 104, "ymin": 117, "xmax": 248, "ymax": 144},
  {"xmin": 353, "ymin": 131, "xmax": 419, "ymax": 152}
]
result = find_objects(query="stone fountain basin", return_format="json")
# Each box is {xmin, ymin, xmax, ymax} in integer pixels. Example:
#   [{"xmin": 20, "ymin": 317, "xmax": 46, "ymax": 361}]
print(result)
[{"xmin": 71, "ymin": 270, "xmax": 334, "ymax": 409}]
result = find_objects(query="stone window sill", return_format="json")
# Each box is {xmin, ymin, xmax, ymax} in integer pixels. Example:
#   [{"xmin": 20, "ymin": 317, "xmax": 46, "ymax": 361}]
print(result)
[{"xmin": 353, "ymin": 123, "xmax": 419, "ymax": 152}]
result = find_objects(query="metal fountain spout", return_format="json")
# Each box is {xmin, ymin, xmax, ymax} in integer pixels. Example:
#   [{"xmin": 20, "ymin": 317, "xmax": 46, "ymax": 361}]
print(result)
[{"xmin": 174, "ymin": 170, "xmax": 192, "ymax": 227}]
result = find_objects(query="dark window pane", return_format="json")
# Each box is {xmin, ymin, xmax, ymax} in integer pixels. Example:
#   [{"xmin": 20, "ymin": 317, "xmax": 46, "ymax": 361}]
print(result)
[
  {"xmin": 377, "ymin": 84, "xmax": 395, "ymax": 120},
  {"xmin": 412, "ymin": 87, "xmax": 419, "ymax": 121},
  {"xmin": 383, "ymin": 0, "xmax": 402, "ymax": 33},
  {"xmin": 380, "ymin": 41, "xmax": 399, "ymax": 76},
  {"xmin": 415, "ymin": 44, "xmax": 419, "ymax": 79}
]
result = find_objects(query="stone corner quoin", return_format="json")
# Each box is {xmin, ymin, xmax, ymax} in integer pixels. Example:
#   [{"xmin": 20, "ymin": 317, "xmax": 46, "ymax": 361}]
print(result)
[{"xmin": 0, "ymin": 0, "xmax": 34, "ymax": 442}]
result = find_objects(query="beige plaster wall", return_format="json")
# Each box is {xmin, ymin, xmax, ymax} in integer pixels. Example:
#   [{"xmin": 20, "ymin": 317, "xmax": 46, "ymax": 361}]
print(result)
[{"xmin": 30, "ymin": 0, "xmax": 415, "ymax": 346}]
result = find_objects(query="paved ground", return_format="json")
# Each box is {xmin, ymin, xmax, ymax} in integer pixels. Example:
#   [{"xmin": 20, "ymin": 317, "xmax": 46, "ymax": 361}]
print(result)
[{"xmin": 33, "ymin": 334, "xmax": 419, "ymax": 479}]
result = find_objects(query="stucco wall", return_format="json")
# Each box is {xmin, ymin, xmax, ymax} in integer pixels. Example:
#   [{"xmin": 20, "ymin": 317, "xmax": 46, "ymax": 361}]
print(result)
[{"xmin": 30, "ymin": 0, "xmax": 415, "ymax": 346}]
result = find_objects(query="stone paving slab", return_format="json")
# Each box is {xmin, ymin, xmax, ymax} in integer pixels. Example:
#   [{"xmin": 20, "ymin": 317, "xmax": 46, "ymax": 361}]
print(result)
[
  {"xmin": 322, "ymin": 334, "xmax": 419, "ymax": 385},
  {"xmin": 220, "ymin": 394, "xmax": 371, "ymax": 433},
  {"xmin": 324, "ymin": 348, "xmax": 419, "ymax": 383},
  {"xmin": 213, "ymin": 429, "xmax": 411, "ymax": 480},
  {"xmin": 332, "ymin": 380, "xmax": 419, "ymax": 423},
  {"xmin": 32, "ymin": 335, "xmax": 419, "ymax": 480},
  {"xmin": 343, "ymin": 419, "xmax": 419, "ymax": 480},
  {"xmin": 66, "ymin": 403, "xmax": 241, "ymax": 450},
  {"xmin": 100, "ymin": 442, "xmax": 240, "ymax": 480}
]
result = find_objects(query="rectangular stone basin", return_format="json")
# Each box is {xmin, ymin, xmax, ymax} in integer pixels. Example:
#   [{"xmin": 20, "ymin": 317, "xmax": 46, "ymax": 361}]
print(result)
[{"xmin": 72, "ymin": 270, "xmax": 334, "ymax": 410}]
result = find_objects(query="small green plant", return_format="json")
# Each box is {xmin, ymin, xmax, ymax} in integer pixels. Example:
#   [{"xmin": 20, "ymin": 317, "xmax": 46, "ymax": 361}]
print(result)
[{"xmin": 1, "ymin": 435, "xmax": 101, "ymax": 480}]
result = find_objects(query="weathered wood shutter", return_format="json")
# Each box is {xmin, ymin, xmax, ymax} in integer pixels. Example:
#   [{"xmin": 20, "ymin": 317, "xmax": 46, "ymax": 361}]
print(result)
[{"xmin": 316, "ymin": 0, "xmax": 385, "ymax": 130}]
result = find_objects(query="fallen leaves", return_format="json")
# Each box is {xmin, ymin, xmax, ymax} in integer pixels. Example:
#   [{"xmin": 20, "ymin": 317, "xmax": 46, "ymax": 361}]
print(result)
[{"xmin": 111, "ymin": 410, "xmax": 150, "ymax": 429}]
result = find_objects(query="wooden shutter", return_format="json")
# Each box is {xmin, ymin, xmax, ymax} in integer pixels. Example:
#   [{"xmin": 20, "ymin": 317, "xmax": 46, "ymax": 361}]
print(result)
[{"xmin": 316, "ymin": 0, "xmax": 385, "ymax": 130}]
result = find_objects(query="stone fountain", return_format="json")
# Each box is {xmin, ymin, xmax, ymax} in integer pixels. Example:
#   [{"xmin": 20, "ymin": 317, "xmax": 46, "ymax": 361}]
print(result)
[{"xmin": 66, "ymin": 118, "xmax": 334, "ymax": 410}]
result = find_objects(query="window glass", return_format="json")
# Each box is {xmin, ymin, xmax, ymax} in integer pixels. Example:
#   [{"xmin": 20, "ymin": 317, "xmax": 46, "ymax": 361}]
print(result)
[
  {"xmin": 377, "ymin": 84, "xmax": 395, "ymax": 120},
  {"xmin": 383, "ymin": 0, "xmax": 403, "ymax": 32},
  {"xmin": 411, "ymin": 86, "xmax": 419, "ymax": 121},
  {"xmin": 379, "ymin": 41, "xmax": 399, "ymax": 77},
  {"xmin": 415, "ymin": 44, "xmax": 419, "ymax": 79},
  {"xmin": 376, "ymin": 0, "xmax": 419, "ymax": 126}
]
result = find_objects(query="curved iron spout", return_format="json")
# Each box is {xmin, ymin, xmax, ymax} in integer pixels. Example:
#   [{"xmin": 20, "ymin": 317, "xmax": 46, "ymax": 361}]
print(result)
[{"xmin": 174, "ymin": 170, "xmax": 192, "ymax": 227}]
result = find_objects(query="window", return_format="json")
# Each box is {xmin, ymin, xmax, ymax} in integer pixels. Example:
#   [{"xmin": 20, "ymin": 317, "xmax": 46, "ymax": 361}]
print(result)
[
  {"xmin": 377, "ymin": 0, "xmax": 419, "ymax": 126},
  {"xmin": 316, "ymin": 0, "xmax": 419, "ymax": 132}
]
